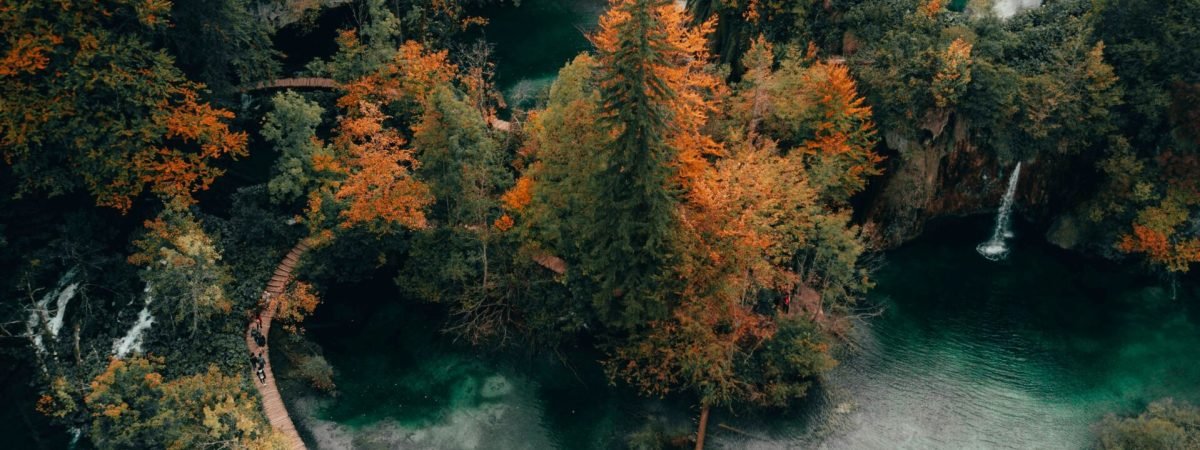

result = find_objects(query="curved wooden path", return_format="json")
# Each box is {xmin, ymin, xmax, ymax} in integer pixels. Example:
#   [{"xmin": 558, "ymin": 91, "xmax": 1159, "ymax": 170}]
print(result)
[
  {"xmin": 246, "ymin": 240, "xmax": 310, "ymax": 450},
  {"xmin": 240, "ymin": 77, "xmax": 341, "ymax": 92}
]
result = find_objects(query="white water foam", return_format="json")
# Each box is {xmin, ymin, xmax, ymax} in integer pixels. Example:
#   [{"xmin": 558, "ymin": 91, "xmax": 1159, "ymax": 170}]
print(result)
[
  {"xmin": 26, "ymin": 268, "xmax": 80, "ymax": 355},
  {"xmin": 977, "ymin": 162, "xmax": 1022, "ymax": 261},
  {"xmin": 113, "ymin": 287, "xmax": 155, "ymax": 358},
  {"xmin": 993, "ymin": 0, "xmax": 1042, "ymax": 19}
]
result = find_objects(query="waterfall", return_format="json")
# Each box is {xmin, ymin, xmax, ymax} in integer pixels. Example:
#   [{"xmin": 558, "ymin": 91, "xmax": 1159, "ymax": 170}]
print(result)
[
  {"xmin": 977, "ymin": 162, "xmax": 1022, "ymax": 261},
  {"xmin": 993, "ymin": 0, "xmax": 1042, "ymax": 19},
  {"xmin": 113, "ymin": 286, "xmax": 155, "ymax": 358},
  {"xmin": 26, "ymin": 268, "xmax": 80, "ymax": 355},
  {"xmin": 68, "ymin": 427, "xmax": 82, "ymax": 450}
]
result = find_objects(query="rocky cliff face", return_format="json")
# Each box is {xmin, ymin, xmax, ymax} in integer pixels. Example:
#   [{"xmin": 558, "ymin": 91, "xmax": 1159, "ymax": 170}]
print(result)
[
  {"xmin": 861, "ymin": 115, "xmax": 1083, "ymax": 249},
  {"xmin": 254, "ymin": 0, "xmax": 351, "ymax": 31}
]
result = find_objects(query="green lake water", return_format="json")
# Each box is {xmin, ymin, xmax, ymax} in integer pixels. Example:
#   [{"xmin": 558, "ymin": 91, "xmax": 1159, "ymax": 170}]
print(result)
[
  {"xmin": 282, "ymin": 3, "xmax": 1200, "ymax": 448},
  {"xmin": 292, "ymin": 216, "xmax": 1200, "ymax": 449},
  {"xmin": 476, "ymin": 0, "xmax": 605, "ymax": 108}
]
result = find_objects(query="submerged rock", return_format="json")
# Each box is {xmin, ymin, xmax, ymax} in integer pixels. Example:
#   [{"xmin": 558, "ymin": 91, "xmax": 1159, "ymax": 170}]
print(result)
[{"xmin": 1046, "ymin": 213, "xmax": 1082, "ymax": 250}]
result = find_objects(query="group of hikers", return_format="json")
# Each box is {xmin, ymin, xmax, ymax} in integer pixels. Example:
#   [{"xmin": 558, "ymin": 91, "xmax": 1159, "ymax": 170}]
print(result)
[{"xmin": 250, "ymin": 313, "xmax": 267, "ymax": 384}]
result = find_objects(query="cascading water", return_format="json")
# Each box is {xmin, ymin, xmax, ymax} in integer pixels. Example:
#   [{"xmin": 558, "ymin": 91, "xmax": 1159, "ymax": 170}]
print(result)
[
  {"xmin": 113, "ymin": 285, "xmax": 155, "ymax": 358},
  {"xmin": 993, "ymin": 0, "xmax": 1042, "ymax": 19},
  {"xmin": 977, "ymin": 162, "xmax": 1022, "ymax": 261},
  {"xmin": 26, "ymin": 268, "xmax": 80, "ymax": 357}
]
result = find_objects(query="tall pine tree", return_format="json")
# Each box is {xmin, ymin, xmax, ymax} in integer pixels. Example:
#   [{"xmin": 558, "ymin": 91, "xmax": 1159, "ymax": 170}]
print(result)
[{"xmin": 586, "ymin": 0, "xmax": 684, "ymax": 330}]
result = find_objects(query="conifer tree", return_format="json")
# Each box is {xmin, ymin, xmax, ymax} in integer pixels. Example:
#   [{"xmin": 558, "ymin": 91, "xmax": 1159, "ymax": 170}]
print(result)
[{"xmin": 585, "ymin": 0, "xmax": 694, "ymax": 329}]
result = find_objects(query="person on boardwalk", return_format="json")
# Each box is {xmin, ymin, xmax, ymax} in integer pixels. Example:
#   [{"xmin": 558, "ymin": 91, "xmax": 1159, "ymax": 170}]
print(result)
[
  {"xmin": 247, "ymin": 241, "xmax": 309, "ymax": 449},
  {"xmin": 252, "ymin": 328, "xmax": 266, "ymax": 347}
]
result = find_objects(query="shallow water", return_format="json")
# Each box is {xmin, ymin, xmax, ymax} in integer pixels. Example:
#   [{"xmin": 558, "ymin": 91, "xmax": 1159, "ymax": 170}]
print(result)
[{"xmin": 296, "ymin": 218, "xmax": 1200, "ymax": 449}]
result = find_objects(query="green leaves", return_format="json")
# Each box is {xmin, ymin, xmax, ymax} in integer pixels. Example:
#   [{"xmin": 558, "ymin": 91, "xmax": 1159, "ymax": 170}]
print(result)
[
  {"xmin": 263, "ymin": 92, "xmax": 328, "ymax": 205},
  {"xmin": 129, "ymin": 206, "xmax": 232, "ymax": 334}
]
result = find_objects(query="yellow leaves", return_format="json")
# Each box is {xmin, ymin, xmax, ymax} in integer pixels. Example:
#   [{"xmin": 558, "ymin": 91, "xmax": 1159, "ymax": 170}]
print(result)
[
  {"xmin": 92, "ymin": 85, "xmax": 248, "ymax": 212},
  {"xmin": 394, "ymin": 40, "xmax": 457, "ymax": 104},
  {"xmin": 335, "ymin": 29, "xmax": 360, "ymax": 52},
  {"xmin": 161, "ymin": 88, "xmax": 245, "ymax": 159},
  {"xmin": 35, "ymin": 376, "xmax": 79, "ymax": 419},
  {"xmin": 594, "ymin": 0, "xmax": 725, "ymax": 196},
  {"xmin": 744, "ymin": 0, "xmax": 762, "ymax": 22},
  {"xmin": 335, "ymin": 147, "xmax": 431, "ymax": 231},
  {"xmin": 1118, "ymin": 172, "xmax": 1200, "ymax": 273},
  {"xmin": 335, "ymin": 40, "xmax": 455, "ymax": 116},
  {"xmin": 143, "ymin": 372, "xmax": 162, "ymax": 388},
  {"xmin": 36, "ymin": 395, "xmax": 57, "ymax": 415},
  {"xmin": 1118, "ymin": 224, "xmax": 1200, "ymax": 273},
  {"xmin": 933, "ymin": 38, "xmax": 973, "ymax": 108},
  {"xmin": 329, "ymin": 99, "xmax": 432, "ymax": 233},
  {"xmin": 103, "ymin": 403, "xmax": 128, "ymax": 418},
  {"xmin": 85, "ymin": 356, "xmax": 283, "ymax": 449},
  {"xmin": 460, "ymin": 15, "xmax": 489, "ymax": 29}
]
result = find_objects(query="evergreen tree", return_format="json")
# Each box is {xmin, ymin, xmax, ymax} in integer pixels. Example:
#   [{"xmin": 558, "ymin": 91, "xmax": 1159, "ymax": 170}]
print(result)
[
  {"xmin": 262, "ymin": 92, "xmax": 330, "ymax": 205},
  {"xmin": 586, "ymin": 0, "xmax": 686, "ymax": 330}
]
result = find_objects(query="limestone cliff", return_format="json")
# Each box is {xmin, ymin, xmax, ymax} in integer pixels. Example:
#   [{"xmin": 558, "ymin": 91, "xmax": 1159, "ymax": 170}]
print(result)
[{"xmin": 861, "ymin": 114, "xmax": 1086, "ymax": 249}]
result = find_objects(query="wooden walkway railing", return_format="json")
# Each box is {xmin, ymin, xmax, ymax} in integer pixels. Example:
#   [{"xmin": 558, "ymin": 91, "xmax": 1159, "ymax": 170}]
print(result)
[
  {"xmin": 240, "ymin": 77, "xmax": 341, "ymax": 92},
  {"xmin": 246, "ymin": 240, "xmax": 311, "ymax": 450}
]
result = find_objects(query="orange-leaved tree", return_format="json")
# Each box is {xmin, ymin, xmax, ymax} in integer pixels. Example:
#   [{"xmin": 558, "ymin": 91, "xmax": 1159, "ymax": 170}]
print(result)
[
  {"xmin": 1116, "ymin": 152, "xmax": 1200, "ymax": 273},
  {"xmin": 729, "ymin": 36, "xmax": 881, "ymax": 203},
  {"xmin": 0, "ymin": 1, "xmax": 247, "ymax": 212},
  {"xmin": 274, "ymin": 281, "xmax": 322, "ymax": 334},
  {"xmin": 327, "ymin": 100, "xmax": 432, "ymax": 233}
]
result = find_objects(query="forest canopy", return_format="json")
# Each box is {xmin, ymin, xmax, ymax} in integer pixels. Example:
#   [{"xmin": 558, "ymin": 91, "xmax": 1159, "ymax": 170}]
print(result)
[{"xmin": 1, "ymin": 0, "xmax": 1197, "ymax": 448}]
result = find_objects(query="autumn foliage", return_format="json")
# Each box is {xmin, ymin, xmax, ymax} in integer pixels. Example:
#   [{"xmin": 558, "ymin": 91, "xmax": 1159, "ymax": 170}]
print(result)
[
  {"xmin": 0, "ymin": 1, "xmax": 247, "ymax": 212},
  {"xmin": 932, "ymin": 38, "xmax": 973, "ymax": 108},
  {"xmin": 336, "ymin": 38, "xmax": 457, "ymax": 117},
  {"xmin": 84, "ymin": 357, "xmax": 285, "ymax": 449},
  {"xmin": 130, "ymin": 86, "xmax": 248, "ymax": 211},
  {"xmin": 275, "ymin": 281, "xmax": 322, "ymax": 334},
  {"xmin": 1112, "ymin": 151, "xmax": 1200, "ymax": 273},
  {"xmin": 329, "ymin": 100, "xmax": 432, "ymax": 232},
  {"xmin": 586, "ymin": 0, "xmax": 861, "ymax": 410}
]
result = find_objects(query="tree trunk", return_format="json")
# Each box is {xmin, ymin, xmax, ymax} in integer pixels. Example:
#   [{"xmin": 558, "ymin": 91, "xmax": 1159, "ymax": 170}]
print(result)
[
  {"xmin": 73, "ymin": 324, "xmax": 82, "ymax": 367},
  {"xmin": 695, "ymin": 403, "xmax": 710, "ymax": 450}
]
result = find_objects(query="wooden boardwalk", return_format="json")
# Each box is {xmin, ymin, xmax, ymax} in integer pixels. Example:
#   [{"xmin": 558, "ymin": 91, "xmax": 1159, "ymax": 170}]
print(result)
[
  {"xmin": 240, "ymin": 77, "xmax": 341, "ymax": 92},
  {"xmin": 246, "ymin": 240, "xmax": 311, "ymax": 450}
]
